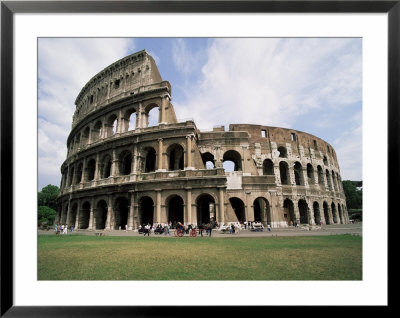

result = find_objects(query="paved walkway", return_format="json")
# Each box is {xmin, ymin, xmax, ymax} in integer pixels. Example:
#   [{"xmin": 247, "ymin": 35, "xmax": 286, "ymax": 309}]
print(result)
[{"xmin": 39, "ymin": 223, "xmax": 362, "ymax": 237}]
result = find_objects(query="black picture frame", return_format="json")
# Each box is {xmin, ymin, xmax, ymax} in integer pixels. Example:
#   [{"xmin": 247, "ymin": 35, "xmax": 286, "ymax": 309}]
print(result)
[{"xmin": 1, "ymin": 1, "xmax": 396, "ymax": 316}]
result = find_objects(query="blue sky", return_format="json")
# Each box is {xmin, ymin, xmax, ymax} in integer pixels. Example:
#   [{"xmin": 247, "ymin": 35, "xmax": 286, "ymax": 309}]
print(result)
[{"xmin": 38, "ymin": 37, "xmax": 362, "ymax": 190}]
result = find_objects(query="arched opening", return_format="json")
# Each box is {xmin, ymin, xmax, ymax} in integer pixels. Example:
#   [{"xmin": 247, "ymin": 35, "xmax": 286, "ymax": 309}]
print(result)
[
  {"xmin": 332, "ymin": 171, "xmax": 338, "ymax": 191},
  {"xmin": 82, "ymin": 126, "xmax": 90, "ymax": 145},
  {"xmin": 277, "ymin": 146, "xmax": 288, "ymax": 158},
  {"xmin": 123, "ymin": 108, "xmax": 137, "ymax": 132},
  {"xmin": 263, "ymin": 159, "xmax": 274, "ymax": 175},
  {"xmin": 307, "ymin": 164, "xmax": 315, "ymax": 185},
  {"xmin": 95, "ymin": 200, "xmax": 108, "ymax": 230},
  {"xmin": 79, "ymin": 201, "xmax": 90, "ymax": 229},
  {"xmin": 69, "ymin": 203, "xmax": 78, "ymax": 227},
  {"xmin": 101, "ymin": 155, "xmax": 112, "ymax": 178},
  {"xmin": 62, "ymin": 204, "xmax": 68, "ymax": 224},
  {"xmin": 313, "ymin": 202, "xmax": 321, "ymax": 225},
  {"xmin": 298, "ymin": 199, "xmax": 309, "ymax": 224},
  {"xmin": 201, "ymin": 152, "xmax": 215, "ymax": 169},
  {"xmin": 223, "ymin": 150, "xmax": 242, "ymax": 171},
  {"xmin": 317, "ymin": 165, "xmax": 324, "ymax": 186},
  {"xmin": 68, "ymin": 167, "xmax": 74, "ymax": 186},
  {"xmin": 75, "ymin": 133, "xmax": 81, "ymax": 149},
  {"xmin": 167, "ymin": 144, "xmax": 184, "ymax": 171},
  {"xmin": 114, "ymin": 197, "xmax": 129, "ymax": 230},
  {"xmin": 331, "ymin": 202, "xmax": 338, "ymax": 223},
  {"xmin": 86, "ymin": 159, "xmax": 96, "ymax": 181},
  {"xmin": 167, "ymin": 195, "xmax": 184, "ymax": 225},
  {"xmin": 75, "ymin": 163, "xmax": 83, "ymax": 184},
  {"xmin": 326, "ymin": 170, "xmax": 332, "ymax": 190},
  {"xmin": 283, "ymin": 199, "xmax": 295, "ymax": 225},
  {"xmin": 92, "ymin": 121, "xmax": 102, "ymax": 141},
  {"xmin": 146, "ymin": 105, "xmax": 159, "ymax": 127},
  {"xmin": 323, "ymin": 156, "xmax": 328, "ymax": 166},
  {"xmin": 229, "ymin": 197, "xmax": 246, "ymax": 223},
  {"xmin": 196, "ymin": 194, "xmax": 215, "ymax": 225},
  {"xmin": 119, "ymin": 151, "xmax": 132, "ymax": 175},
  {"xmin": 139, "ymin": 196, "xmax": 154, "ymax": 226},
  {"xmin": 106, "ymin": 114, "xmax": 118, "ymax": 137},
  {"xmin": 294, "ymin": 162, "xmax": 304, "ymax": 186},
  {"xmin": 253, "ymin": 197, "xmax": 271, "ymax": 225},
  {"xmin": 279, "ymin": 161, "xmax": 290, "ymax": 185},
  {"xmin": 323, "ymin": 202, "xmax": 330, "ymax": 225},
  {"xmin": 144, "ymin": 147, "xmax": 156, "ymax": 172}
]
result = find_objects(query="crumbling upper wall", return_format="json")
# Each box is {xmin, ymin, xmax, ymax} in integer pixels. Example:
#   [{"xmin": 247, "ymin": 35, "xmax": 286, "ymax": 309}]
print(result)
[{"xmin": 72, "ymin": 50, "xmax": 163, "ymax": 127}]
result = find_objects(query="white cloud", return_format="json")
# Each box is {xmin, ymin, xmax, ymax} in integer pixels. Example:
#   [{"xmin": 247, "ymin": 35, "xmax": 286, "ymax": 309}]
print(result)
[
  {"xmin": 174, "ymin": 38, "xmax": 362, "ymax": 130},
  {"xmin": 38, "ymin": 38, "xmax": 135, "ymax": 189}
]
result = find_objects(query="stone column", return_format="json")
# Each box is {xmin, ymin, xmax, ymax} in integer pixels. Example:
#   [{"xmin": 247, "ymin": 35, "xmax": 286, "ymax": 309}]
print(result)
[
  {"xmin": 185, "ymin": 187, "xmax": 192, "ymax": 225},
  {"xmin": 245, "ymin": 191, "xmax": 252, "ymax": 222},
  {"xmin": 218, "ymin": 186, "xmax": 225, "ymax": 224},
  {"xmin": 111, "ymin": 148, "xmax": 118, "ymax": 177},
  {"xmin": 273, "ymin": 163, "xmax": 280, "ymax": 185},
  {"xmin": 101, "ymin": 118, "xmax": 106, "ymax": 139},
  {"xmin": 88, "ymin": 124, "xmax": 92, "ymax": 144},
  {"xmin": 117, "ymin": 109, "xmax": 123, "ymax": 134},
  {"xmin": 128, "ymin": 192, "xmax": 135, "ymax": 230},
  {"xmin": 302, "ymin": 167, "xmax": 309, "ymax": 187},
  {"xmin": 293, "ymin": 201, "xmax": 300, "ymax": 224},
  {"xmin": 160, "ymin": 96, "xmax": 167, "ymax": 123},
  {"xmin": 105, "ymin": 195, "xmax": 113, "ymax": 230},
  {"xmin": 308, "ymin": 201, "xmax": 315, "ymax": 225},
  {"xmin": 186, "ymin": 135, "xmax": 192, "ymax": 169},
  {"xmin": 88, "ymin": 197, "xmax": 95, "ymax": 230},
  {"xmin": 66, "ymin": 199, "xmax": 72, "ymax": 227},
  {"xmin": 95, "ymin": 153, "xmax": 100, "ymax": 180},
  {"xmin": 81, "ymin": 158, "xmax": 87, "ymax": 184},
  {"xmin": 75, "ymin": 199, "xmax": 81, "ymax": 229},
  {"xmin": 157, "ymin": 138, "xmax": 163, "ymax": 171},
  {"xmin": 289, "ymin": 164, "xmax": 296, "ymax": 186},
  {"xmin": 155, "ymin": 190, "xmax": 162, "ymax": 224}
]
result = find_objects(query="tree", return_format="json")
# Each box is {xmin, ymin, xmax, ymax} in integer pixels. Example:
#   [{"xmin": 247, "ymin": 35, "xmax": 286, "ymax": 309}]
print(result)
[
  {"xmin": 38, "ymin": 184, "xmax": 59, "ymax": 211},
  {"xmin": 38, "ymin": 205, "xmax": 56, "ymax": 225},
  {"xmin": 342, "ymin": 180, "xmax": 362, "ymax": 209}
]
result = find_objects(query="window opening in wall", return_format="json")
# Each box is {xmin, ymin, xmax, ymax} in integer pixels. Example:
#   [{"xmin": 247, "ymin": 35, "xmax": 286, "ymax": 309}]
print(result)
[
  {"xmin": 313, "ymin": 140, "xmax": 317, "ymax": 149},
  {"xmin": 148, "ymin": 107, "xmax": 159, "ymax": 127},
  {"xmin": 277, "ymin": 146, "xmax": 287, "ymax": 158},
  {"xmin": 327, "ymin": 145, "xmax": 330, "ymax": 153},
  {"xmin": 90, "ymin": 95, "xmax": 94, "ymax": 104},
  {"xmin": 261, "ymin": 130, "xmax": 267, "ymax": 138},
  {"xmin": 291, "ymin": 133, "xmax": 296, "ymax": 141},
  {"xmin": 114, "ymin": 79, "xmax": 120, "ymax": 89},
  {"xmin": 323, "ymin": 156, "xmax": 328, "ymax": 165},
  {"xmin": 112, "ymin": 119, "xmax": 118, "ymax": 135},
  {"xmin": 129, "ymin": 112, "xmax": 136, "ymax": 131}
]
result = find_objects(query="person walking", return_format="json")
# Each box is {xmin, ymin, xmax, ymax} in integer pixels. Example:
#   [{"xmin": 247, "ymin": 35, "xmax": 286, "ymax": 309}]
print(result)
[{"xmin": 267, "ymin": 224, "xmax": 271, "ymax": 232}]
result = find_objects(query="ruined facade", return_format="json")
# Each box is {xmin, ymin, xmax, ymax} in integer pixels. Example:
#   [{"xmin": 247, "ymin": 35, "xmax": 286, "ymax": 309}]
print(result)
[{"xmin": 56, "ymin": 50, "xmax": 349, "ymax": 230}]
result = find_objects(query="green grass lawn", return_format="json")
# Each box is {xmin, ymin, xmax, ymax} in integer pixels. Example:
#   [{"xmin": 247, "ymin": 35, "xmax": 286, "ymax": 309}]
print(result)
[{"xmin": 38, "ymin": 235, "xmax": 362, "ymax": 280}]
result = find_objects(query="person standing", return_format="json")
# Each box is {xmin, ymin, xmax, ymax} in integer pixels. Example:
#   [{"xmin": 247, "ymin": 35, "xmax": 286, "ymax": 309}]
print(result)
[{"xmin": 267, "ymin": 224, "xmax": 271, "ymax": 232}]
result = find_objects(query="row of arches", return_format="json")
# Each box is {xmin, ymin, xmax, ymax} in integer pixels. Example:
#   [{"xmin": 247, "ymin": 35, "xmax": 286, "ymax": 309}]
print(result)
[{"xmin": 69, "ymin": 102, "xmax": 163, "ymax": 154}]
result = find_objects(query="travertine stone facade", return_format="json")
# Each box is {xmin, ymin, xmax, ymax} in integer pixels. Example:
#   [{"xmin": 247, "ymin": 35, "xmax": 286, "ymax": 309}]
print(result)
[{"xmin": 56, "ymin": 50, "xmax": 349, "ymax": 230}]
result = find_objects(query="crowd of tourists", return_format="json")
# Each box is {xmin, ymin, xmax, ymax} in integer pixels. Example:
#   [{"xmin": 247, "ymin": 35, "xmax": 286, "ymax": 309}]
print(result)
[{"xmin": 53, "ymin": 224, "xmax": 75, "ymax": 235}]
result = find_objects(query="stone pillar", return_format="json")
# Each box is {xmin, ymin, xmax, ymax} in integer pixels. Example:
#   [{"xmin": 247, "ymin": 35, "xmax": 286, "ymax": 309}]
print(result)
[
  {"xmin": 132, "ymin": 144, "xmax": 138, "ymax": 174},
  {"xmin": 288, "ymin": 164, "xmax": 296, "ymax": 186},
  {"xmin": 95, "ymin": 153, "xmax": 100, "ymax": 180},
  {"xmin": 88, "ymin": 124, "xmax": 92, "ymax": 144},
  {"xmin": 101, "ymin": 119, "xmax": 106, "ymax": 139},
  {"xmin": 155, "ymin": 189, "xmax": 162, "ymax": 224},
  {"xmin": 117, "ymin": 109, "xmax": 123, "ymax": 134},
  {"xmin": 293, "ymin": 201, "xmax": 300, "ymax": 224},
  {"xmin": 157, "ymin": 138, "xmax": 163, "ymax": 171},
  {"xmin": 88, "ymin": 197, "xmax": 95, "ymax": 230},
  {"xmin": 106, "ymin": 195, "xmax": 113, "ymax": 230},
  {"xmin": 66, "ymin": 200, "xmax": 71, "ymax": 227},
  {"xmin": 218, "ymin": 186, "xmax": 225, "ymax": 224},
  {"xmin": 245, "ymin": 192, "xmax": 252, "ymax": 222},
  {"xmin": 186, "ymin": 135, "xmax": 192, "ymax": 169},
  {"xmin": 302, "ymin": 167, "xmax": 309, "ymax": 187},
  {"xmin": 185, "ymin": 187, "xmax": 192, "ymax": 225},
  {"xmin": 273, "ymin": 163, "xmax": 280, "ymax": 185},
  {"xmin": 128, "ymin": 192, "xmax": 134, "ymax": 230},
  {"xmin": 327, "ymin": 205, "xmax": 333, "ymax": 224},
  {"xmin": 75, "ymin": 199, "xmax": 81, "ymax": 229},
  {"xmin": 111, "ymin": 148, "xmax": 118, "ymax": 177},
  {"xmin": 159, "ymin": 96, "xmax": 166, "ymax": 123},
  {"xmin": 81, "ymin": 158, "xmax": 87, "ymax": 184},
  {"xmin": 308, "ymin": 201, "xmax": 315, "ymax": 225}
]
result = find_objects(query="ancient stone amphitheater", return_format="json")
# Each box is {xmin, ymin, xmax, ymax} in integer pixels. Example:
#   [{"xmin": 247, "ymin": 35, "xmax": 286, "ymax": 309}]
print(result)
[{"xmin": 56, "ymin": 50, "xmax": 349, "ymax": 230}]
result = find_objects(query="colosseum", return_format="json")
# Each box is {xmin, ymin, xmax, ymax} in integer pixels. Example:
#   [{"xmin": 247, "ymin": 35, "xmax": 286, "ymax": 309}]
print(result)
[{"xmin": 56, "ymin": 49, "xmax": 349, "ymax": 231}]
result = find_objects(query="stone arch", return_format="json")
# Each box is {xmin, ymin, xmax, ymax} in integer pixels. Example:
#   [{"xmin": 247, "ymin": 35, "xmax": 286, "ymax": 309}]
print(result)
[
  {"xmin": 79, "ymin": 201, "xmax": 91, "ymax": 229},
  {"xmin": 143, "ymin": 147, "xmax": 156, "ymax": 172},
  {"xmin": 95, "ymin": 199, "xmax": 108, "ymax": 230},
  {"xmin": 75, "ymin": 163, "xmax": 83, "ymax": 184},
  {"xmin": 307, "ymin": 163, "xmax": 315, "ymax": 184},
  {"xmin": 323, "ymin": 201, "xmax": 330, "ymax": 225},
  {"xmin": 100, "ymin": 154, "xmax": 112, "ymax": 178},
  {"xmin": 331, "ymin": 170, "xmax": 338, "ymax": 191},
  {"xmin": 262, "ymin": 159, "xmax": 274, "ymax": 175},
  {"xmin": 196, "ymin": 193, "xmax": 216, "ymax": 225},
  {"xmin": 323, "ymin": 155, "xmax": 328, "ymax": 166},
  {"xmin": 338, "ymin": 204, "xmax": 344, "ymax": 224},
  {"xmin": 139, "ymin": 196, "xmax": 154, "ymax": 226},
  {"xmin": 317, "ymin": 165, "xmax": 324, "ymax": 186},
  {"xmin": 68, "ymin": 167, "xmax": 74, "ymax": 186},
  {"xmin": 277, "ymin": 146, "xmax": 288, "ymax": 158},
  {"xmin": 298, "ymin": 199, "xmax": 309, "ymax": 224},
  {"xmin": 118, "ymin": 150, "xmax": 132, "ymax": 175},
  {"xmin": 69, "ymin": 202, "xmax": 78, "ymax": 227},
  {"xmin": 144, "ymin": 102, "xmax": 160, "ymax": 127},
  {"xmin": 92, "ymin": 120, "xmax": 102, "ymax": 142},
  {"xmin": 74, "ymin": 133, "xmax": 81, "ymax": 149},
  {"xmin": 82, "ymin": 126, "xmax": 90, "ymax": 145},
  {"xmin": 85, "ymin": 158, "xmax": 96, "ymax": 181},
  {"xmin": 294, "ymin": 162, "xmax": 304, "ymax": 186},
  {"xmin": 106, "ymin": 113, "xmax": 118, "ymax": 137},
  {"xmin": 229, "ymin": 197, "xmax": 246, "ymax": 223},
  {"xmin": 201, "ymin": 152, "xmax": 215, "ymax": 169},
  {"xmin": 313, "ymin": 201, "xmax": 321, "ymax": 225},
  {"xmin": 166, "ymin": 195, "xmax": 184, "ymax": 225},
  {"xmin": 167, "ymin": 143, "xmax": 184, "ymax": 171},
  {"xmin": 253, "ymin": 197, "xmax": 271, "ymax": 225},
  {"xmin": 331, "ymin": 202, "xmax": 338, "ymax": 223},
  {"xmin": 114, "ymin": 197, "xmax": 129, "ymax": 230},
  {"xmin": 223, "ymin": 150, "xmax": 242, "ymax": 171},
  {"xmin": 279, "ymin": 161, "xmax": 290, "ymax": 185},
  {"xmin": 283, "ymin": 198, "xmax": 295, "ymax": 225},
  {"xmin": 123, "ymin": 107, "xmax": 137, "ymax": 132}
]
